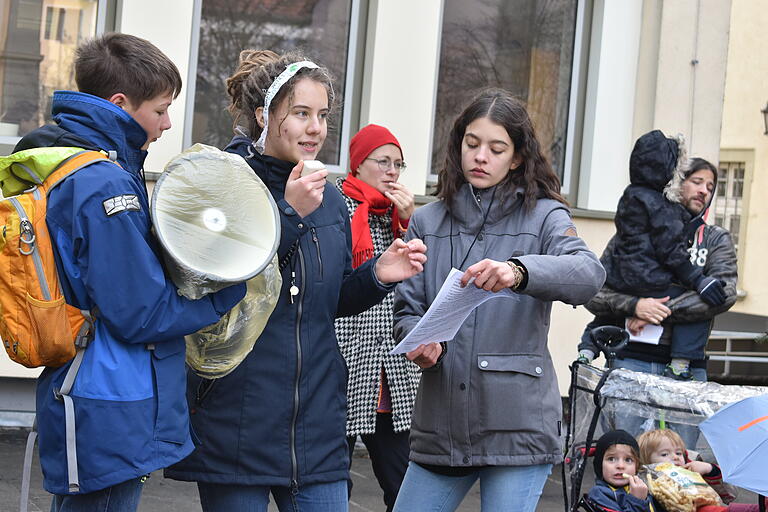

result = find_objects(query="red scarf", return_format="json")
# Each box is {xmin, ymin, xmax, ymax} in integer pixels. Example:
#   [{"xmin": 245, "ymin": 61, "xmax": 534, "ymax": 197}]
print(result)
[{"xmin": 342, "ymin": 174, "xmax": 408, "ymax": 268}]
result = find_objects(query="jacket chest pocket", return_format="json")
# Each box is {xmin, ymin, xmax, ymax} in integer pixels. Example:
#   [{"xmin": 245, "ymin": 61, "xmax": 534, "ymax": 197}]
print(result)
[
  {"xmin": 308, "ymin": 223, "xmax": 346, "ymax": 284},
  {"xmin": 475, "ymin": 353, "xmax": 545, "ymax": 432}
]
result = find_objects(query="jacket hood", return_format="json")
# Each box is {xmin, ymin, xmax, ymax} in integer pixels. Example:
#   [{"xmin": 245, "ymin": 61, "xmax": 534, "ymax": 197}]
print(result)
[
  {"xmin": 30, "ymin": 91, "xmax": 149, "ymax": 173},
  {"xmin": 629, "ymin": 130, "xmax": 687, "ymax": 202}
]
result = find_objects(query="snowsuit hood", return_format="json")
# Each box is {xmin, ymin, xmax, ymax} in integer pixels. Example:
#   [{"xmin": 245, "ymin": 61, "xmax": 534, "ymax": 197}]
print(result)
[{"xmin": 629, "ymin": 129, "xmax": 687, "ymax": 202}]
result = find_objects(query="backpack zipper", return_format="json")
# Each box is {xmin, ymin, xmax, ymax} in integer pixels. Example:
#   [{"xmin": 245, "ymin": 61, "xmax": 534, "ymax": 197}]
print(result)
[
  {"xmin": 310, "ymin": 227, "xmax": 323, "ymax": 279},
  {"xmin": 9, "ymin": 197, "xmax": 51, "ymax": 301}
]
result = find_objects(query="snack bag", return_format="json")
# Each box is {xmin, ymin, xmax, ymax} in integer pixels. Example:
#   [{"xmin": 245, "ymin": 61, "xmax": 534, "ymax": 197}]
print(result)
[{"xmin": 645, "ymin": 462, "xmax": 723, "ymax": 512}]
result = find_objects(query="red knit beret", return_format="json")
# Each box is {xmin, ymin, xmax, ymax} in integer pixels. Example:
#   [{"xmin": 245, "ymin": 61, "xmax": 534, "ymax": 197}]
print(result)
[{"xmin": 349, "ymin": 124, "xmax": 402, "ymax": 175}]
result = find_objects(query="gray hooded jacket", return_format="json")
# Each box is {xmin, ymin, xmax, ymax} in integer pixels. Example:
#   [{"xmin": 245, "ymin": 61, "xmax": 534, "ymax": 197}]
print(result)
[{"xmin": 393, "ymin": 184, "xmax": 605, "ymax": 467}]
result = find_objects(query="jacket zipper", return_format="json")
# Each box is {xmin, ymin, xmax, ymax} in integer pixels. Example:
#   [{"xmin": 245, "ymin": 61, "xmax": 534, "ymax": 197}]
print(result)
[
  {"xmin": 290, "ymin": 246, "xmax": 306, "ymax": 495},
  {"xmin": 310, "ymin": 227, "xmax": 323, "ymax": 279},
  {"xmin": 9, "ymin": 197, "xmax": 51, "ymax": 300}
]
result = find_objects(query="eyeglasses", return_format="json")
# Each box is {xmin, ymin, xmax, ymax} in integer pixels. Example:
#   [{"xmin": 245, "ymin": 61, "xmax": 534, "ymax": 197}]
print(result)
[{"xmin": 364, "ymin": 157, "xmax": 407, "ymax": 172}]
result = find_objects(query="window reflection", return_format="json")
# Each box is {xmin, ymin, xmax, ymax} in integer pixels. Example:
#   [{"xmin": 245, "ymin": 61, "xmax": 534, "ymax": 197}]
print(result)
[
  {"xmin": 0, "ymin": 0, "xmax": 99, "ymax": 138},
  {"xmin": 191, "ymin": 0, "xmax": 352, "ymax": 165},
  {"xmin": 432, "ymin": 0, "xmax": 577, "ymax": 180}
]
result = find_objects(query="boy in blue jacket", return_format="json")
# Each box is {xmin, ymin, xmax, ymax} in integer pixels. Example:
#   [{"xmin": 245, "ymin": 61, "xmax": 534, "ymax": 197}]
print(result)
[
  {"xmin": 16, "ymin": 33, "xmax": 245, "ymax": 512},
  {"xmin": 587, "ymin": 430, "xmax": 660, "ymax": 512}
]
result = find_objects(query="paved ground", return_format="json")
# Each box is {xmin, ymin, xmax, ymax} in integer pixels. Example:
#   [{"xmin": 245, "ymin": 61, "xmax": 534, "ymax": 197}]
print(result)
[{"xmin": 0, "ymin": 427, "xmax": 572, "ymax": 511}]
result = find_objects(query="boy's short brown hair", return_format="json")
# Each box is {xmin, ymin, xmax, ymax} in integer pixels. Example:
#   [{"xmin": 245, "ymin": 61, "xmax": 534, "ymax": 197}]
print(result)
[
  {"xmin": 75, "ymin": 33, "xmax": 182, "ymax": 105},
  {"xmin": 637, "ymin": 429, "xmax": 686, "ymax": 466}
]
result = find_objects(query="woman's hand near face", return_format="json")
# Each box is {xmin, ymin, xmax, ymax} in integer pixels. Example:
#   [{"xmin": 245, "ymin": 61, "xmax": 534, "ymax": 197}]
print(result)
[
  {"xmin": 374, "ymin": 238, "xmax": 427, "ymax": 283},
  {"xmin": 460, "ymin": 259, "xmax": 521, "ymax": 292},
  {"xmin": 284, "ymin": 161, "xmax": 328, "ymax": 218},
  {"xmin": 385, "ymin": 182, "xmax": 415, "ymax": 221}
]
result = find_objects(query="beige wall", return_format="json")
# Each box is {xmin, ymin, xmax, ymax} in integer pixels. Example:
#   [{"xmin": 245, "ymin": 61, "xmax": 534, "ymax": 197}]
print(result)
[{"xmin": 719, "ymin": 0, "xmax": 768, "ymax": 316}]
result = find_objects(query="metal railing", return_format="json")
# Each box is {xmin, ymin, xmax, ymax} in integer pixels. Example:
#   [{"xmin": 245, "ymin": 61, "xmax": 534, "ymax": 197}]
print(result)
[{"xmin": 707, "ymin": 330, "xmax": 768, "ymax": 376}]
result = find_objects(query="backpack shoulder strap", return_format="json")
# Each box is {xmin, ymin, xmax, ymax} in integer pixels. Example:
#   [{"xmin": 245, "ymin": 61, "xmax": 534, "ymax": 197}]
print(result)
[{"xmin": 43, "ymin": 150, "xmax": 114, "ymax": 195}]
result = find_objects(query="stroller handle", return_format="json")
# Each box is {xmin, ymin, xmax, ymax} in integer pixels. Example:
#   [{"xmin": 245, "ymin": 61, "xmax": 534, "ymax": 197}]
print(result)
[{"xmin": 590, "ymin": 325, "xmax": 630, "ymax": 357}]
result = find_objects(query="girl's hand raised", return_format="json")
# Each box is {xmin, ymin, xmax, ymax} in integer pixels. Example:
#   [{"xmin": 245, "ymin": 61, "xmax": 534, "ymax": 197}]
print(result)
[
  {"xmin": 284, "ymin": 161, "xmax": 328, "ymax": 218},
  {"xmin": 374, "ymin": 238, "xmax": 427, "ymax": 284}
]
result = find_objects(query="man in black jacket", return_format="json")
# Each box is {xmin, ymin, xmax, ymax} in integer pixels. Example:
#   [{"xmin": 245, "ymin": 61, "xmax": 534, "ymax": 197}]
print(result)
[{"xmin": 577, "ymin": 157, "xmax": 737, "ymax": 445}]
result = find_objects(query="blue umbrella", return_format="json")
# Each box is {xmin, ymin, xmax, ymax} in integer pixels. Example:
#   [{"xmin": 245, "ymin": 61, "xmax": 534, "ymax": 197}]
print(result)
[{"xmin": 700, "ymin": 393, "xmax": 768, "ymax": 496}]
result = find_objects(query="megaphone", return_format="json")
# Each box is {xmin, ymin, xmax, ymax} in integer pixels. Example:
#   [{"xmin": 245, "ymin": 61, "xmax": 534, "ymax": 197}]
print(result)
[{"xmin": 151, "ymin": 143, "xmax": 282, "ymax": 378}]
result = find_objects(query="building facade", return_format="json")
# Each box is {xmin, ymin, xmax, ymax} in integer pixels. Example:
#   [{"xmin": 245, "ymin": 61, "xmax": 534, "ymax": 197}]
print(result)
[{"xmin": 1, "ymin": 0, "xmax": 766, "ymax": 424}]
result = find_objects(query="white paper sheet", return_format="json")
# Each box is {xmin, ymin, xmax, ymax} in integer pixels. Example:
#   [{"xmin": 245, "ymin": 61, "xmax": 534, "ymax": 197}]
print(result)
[
  {"xmin": 625, "ymin": 318, "xmax": 663, "ymax": 345},
  {"xmin": 390, "ymin": 268, "xmax": 518, "ymax": 355}
]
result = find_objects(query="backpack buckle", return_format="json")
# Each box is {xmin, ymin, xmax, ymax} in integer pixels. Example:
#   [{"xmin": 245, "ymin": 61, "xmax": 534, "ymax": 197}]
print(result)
[{"xmin": 53, "ymin": 388, "xmax": 62, "ymax": 401}]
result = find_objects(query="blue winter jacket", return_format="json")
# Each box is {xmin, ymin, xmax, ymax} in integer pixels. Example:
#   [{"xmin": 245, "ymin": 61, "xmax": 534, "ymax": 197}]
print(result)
[
  {"xmin": 588, "ymin": 479, "xmax": 660, "ymax": 512},
  {"xmin": 165, "ymin": 137, "xmax": 393, "ymax": 489},
  {"xmin": 30, "ymin": 91, "xmax": 241, "ymax": 495}
]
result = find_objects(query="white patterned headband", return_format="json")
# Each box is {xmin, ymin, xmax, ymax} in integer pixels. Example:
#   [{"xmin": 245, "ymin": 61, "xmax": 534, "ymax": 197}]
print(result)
[{"xmin": 254, "ymin": 60, "xmax": 319, "ymax": 154}]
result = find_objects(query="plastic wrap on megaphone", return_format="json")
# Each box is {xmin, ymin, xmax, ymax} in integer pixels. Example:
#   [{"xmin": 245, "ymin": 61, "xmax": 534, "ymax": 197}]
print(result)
[
  {"xmin": 186, "ymin": 255, "xmax": 282, "ymax": 379},
  {"xmin": 151, "ymin": 143, "xmax": 280, "ymax": 299}
]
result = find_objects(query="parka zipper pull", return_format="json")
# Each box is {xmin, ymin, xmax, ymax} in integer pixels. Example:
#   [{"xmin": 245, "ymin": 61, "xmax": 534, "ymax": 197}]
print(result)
[
  {"xmin": 289, "ymin": 271, "xmax": 299, "ymax": 304},
  {"xmin": 290, "ymin": 479, "xmax": 299, "ymax": 496}
]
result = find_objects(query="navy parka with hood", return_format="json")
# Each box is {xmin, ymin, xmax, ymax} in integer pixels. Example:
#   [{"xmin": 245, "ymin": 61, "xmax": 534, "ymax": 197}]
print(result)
[
  {"xmin": 602, "ymin": 130, "xmax": 705, "ymax": 295},
  {"xmin": 166, "ymin": 136, "xmax": 393, "ymax": 489},
  {"xmin": 27, "ymin": 91, "xmax": 243, "ymax": 495}
]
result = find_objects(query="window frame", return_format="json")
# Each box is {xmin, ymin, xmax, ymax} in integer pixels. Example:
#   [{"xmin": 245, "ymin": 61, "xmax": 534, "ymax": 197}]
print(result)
[{"xmin": 424, "ymin": 0, "xmax": 592, "ymax": 200}]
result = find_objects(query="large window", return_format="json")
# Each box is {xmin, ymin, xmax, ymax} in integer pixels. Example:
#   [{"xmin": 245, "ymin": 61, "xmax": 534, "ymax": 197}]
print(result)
[
  {"xmin": 189, "ymin": 0, "xmax": 354, "ymax": 166},
  {"xmin": 714, "ymin": 161, "xmax": 745, "ymax": 249},
  {"xmin": 432, "ymin": 0, "xmax": 578, "ymax": 180},
  {"xmin": 0, "ymin": 0, "xmax": 100, "ymax": 148}
]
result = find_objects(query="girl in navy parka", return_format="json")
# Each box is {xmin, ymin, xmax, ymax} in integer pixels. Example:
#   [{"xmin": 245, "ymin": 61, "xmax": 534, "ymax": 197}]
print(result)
[{"xmin": 165, "ymin": 50, "xmax": 426, "ymax": 511}]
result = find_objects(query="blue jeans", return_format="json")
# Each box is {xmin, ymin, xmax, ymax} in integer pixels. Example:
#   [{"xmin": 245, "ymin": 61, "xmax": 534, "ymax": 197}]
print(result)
[
  {"xmin": 50, "ymin": 477, "xmax": 145, "ymax": 512},
  {"xmin": 197, "ymin": 480, "xmax": 348, "ymax": 512},
  {"xmin": 392, "ymin": 461, "xmax": 552, "ymax": 512},
  {"xmin": 611, "ymin": 357, "xmax": 706, "ymax": 448}
]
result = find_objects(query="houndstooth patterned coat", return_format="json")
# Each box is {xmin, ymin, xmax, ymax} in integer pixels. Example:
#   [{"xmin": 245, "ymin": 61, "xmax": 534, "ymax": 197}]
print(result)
[{"xmin": 335, "ymin": 177, "xmax": 420, "ymax": 436}]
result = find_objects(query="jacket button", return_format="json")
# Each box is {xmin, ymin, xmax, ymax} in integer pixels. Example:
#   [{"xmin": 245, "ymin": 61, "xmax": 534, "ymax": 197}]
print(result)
[
  {"xmin": 480, "ymin": 360, "xmax": 489, "ymax": 368},
  {"xmin": 478, "ymin": 233, "xmax": 484, "ymax": 241},
  {"xmin": 459, "ymin": 383, "xmax": 466, "ymax": 390},
  {"xmin": 376, "ymin": 335, "xmax": 384, "ymax": 344},
  {"xmin": 298, "ymin": 222, "xmax": 304, "ymax": 229},
  {"xmin": 463, "ymin": 456, "xmax": 470, "ymax": 464},
  {"xmin": 535, "ymin": 366, "xmax": 542, "ymax": 374}
]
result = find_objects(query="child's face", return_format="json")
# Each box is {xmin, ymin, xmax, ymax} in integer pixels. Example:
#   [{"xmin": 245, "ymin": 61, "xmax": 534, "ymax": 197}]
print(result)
[
  {"xmin": 460, "ymin": 116, "xmax": 521, "ymax": 189},
  {"xmin": 648, "ymin": 438, "xmax": 686, "ymax": 466},
  {"xmin": 263, "ymin": 77, "xmax": 328, "ymax": 163},
  {"xmin": 123, "ymin": 92, "xmax": 174, "ymax": 150},
  {"xmin": 602, "ymin": 444, "xmax": 637, "ymax": 487}
]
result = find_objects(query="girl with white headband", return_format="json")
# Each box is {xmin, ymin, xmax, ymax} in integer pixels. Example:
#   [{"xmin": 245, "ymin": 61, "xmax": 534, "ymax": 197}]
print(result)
[{"xmin": 166, "ymin": 50, "xmax": 427, "ymax": 511}]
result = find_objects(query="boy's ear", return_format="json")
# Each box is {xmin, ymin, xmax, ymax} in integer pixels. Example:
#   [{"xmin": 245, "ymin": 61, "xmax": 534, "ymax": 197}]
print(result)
[
  {"xmin": 108, "ymin": 93, "xmax": 130, "ymax": 109},
  {"xmin": 255, "ymin": 107, "xmax": 265, "ymax": 129}
]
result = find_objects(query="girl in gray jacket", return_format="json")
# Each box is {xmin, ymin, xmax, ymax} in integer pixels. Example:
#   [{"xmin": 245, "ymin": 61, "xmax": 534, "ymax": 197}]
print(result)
[{"xmin": 392, "ymin": 89, "xmax": 605, "ymax": 511}]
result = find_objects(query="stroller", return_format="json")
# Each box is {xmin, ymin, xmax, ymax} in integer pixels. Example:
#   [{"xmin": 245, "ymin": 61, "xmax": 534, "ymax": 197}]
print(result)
[{"xmin": 562, "ymin": 326, "xmax": 768, "ymax": 512}]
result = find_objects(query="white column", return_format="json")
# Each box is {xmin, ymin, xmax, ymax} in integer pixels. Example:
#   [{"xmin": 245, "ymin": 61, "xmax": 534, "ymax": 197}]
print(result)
[
  {"xmin": 577, "ymin": 0, "xmax": 643, "ymax": 211},
  {"xmin": 358, "ymin": 0, "xmax": 444, "ymax": 195},
  {"xmin": 116, "ymin": 0, "xmax": 195, "ymax": 173}
]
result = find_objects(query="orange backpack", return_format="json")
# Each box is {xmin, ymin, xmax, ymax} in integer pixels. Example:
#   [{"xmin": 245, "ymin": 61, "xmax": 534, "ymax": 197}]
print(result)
[{"xmin": 0, "ymin": 148, "xmax": 111, "ymax": 368}]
